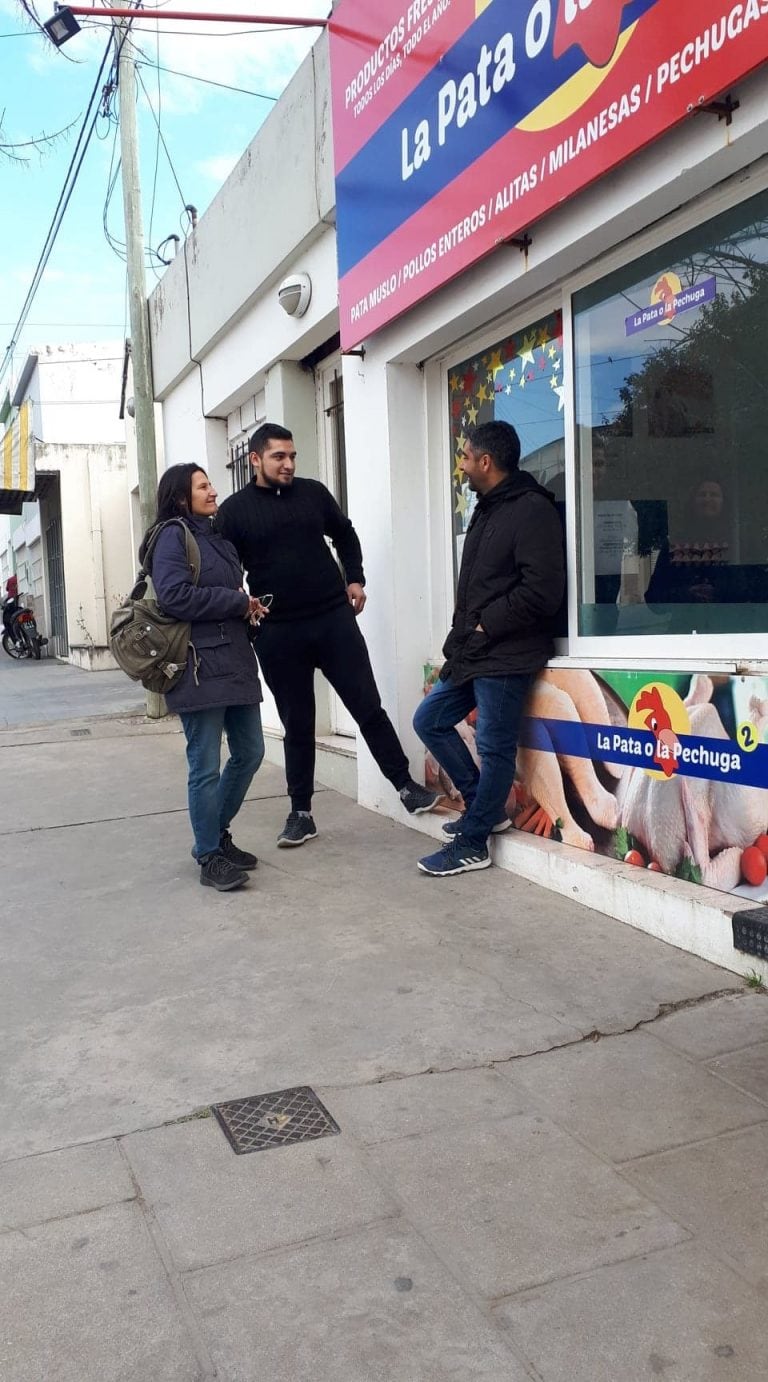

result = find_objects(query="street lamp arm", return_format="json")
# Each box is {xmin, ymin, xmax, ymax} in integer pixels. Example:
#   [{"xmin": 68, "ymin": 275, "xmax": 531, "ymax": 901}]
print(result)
[{"xmin": 64, "ymin": 6, "xmax": 327, "ymax": 24}]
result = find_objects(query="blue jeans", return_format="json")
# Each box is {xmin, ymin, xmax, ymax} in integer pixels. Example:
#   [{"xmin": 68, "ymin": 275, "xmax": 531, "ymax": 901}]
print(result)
[
  {"xmin": 179, "ymin": 705, "xmax": 265, "ymax": 859},
  {"xmin": 413, "ymin": 672, "xmax": 533, "ymax": 850}
]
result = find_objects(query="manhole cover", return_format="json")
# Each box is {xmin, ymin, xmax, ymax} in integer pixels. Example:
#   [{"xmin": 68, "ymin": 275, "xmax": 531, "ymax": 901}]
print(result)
[
  {"xmin": 211, "ymin": 1086, "xmax": 340, "ymax": 1155},
  {"xmin": 70, "ymin": 728, "xmax": 92, "ymax": 737}
]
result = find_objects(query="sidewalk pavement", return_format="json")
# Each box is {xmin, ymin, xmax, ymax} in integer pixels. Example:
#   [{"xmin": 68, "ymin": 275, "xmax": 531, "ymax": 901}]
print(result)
[
  {"xmin": 2, "ymin": 704, "xmax": 768, "ymax": 1381},
  {"xmin": 0, "ymin": 652, "xmax": 145, "ymax": 728}
]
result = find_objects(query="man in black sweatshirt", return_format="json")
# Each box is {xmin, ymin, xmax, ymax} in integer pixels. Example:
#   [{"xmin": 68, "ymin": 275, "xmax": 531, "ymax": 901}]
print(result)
[
  {"xmin": 217, "ymin": 423, "xmax": 437, "ymax": 846},
  {"xmin": 413, "ymin": 420, "xmax": 565, "ymax": 877}
]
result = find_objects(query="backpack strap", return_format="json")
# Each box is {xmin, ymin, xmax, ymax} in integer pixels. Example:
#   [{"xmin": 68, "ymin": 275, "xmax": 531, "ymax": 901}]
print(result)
[{"xmin": 139, "ymin": 518, "xmax": 201, "ymax": 586}]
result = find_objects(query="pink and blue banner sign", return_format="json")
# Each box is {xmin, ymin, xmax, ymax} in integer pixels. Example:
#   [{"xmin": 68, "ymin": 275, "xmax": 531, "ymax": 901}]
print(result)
[{"xmin": 328, "ymin": 0, "xmax": 768, "ymax": 348}]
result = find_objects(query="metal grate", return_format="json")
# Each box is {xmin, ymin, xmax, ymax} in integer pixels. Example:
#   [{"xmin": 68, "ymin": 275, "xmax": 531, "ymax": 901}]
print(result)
[
  {"xmin": 70, "ymin": 728, "xmax": 92, "ymax": 737},
  {"xmin": 212, "ymin": 1086, "xmax": 340, "ymax": 1156},
  {"xmin": 733, "ymin": 908, "xmax": 768, "ymax": 961},
  {"xmin": 227, "ymin": 439, "xmax": 251, "ymax": 493},
  {"xmin": 45, "ymin": 508, "xmax": 68, "ymax": 658}
]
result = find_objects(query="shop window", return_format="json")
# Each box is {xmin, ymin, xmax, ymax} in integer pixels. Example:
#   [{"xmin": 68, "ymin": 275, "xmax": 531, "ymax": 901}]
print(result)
[
  {"xmin": 574, "ymin": 189, "xmax": 768, "ymax": 638},
  {"xmin": 447, "ymin": 309, "xmax": 565, "ymax": 575}
]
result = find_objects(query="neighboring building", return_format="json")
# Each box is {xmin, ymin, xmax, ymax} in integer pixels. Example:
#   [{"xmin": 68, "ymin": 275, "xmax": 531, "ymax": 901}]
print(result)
[
  {"xmin": 0, "ymin": 343, "xmax": 134, "ymax": 667},
  {"xmin": 147, "ymin": 11, "xmax": 768, "ymax": 978}
]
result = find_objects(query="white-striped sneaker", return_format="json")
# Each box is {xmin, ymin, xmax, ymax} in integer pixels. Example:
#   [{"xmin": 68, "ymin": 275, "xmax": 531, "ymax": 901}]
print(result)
[{"xmin": 441, "ymin": 814, "xmax": 510, "ymax": 840}]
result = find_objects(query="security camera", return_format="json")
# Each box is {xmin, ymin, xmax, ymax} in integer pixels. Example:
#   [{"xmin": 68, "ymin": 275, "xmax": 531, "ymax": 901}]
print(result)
[
  {"xmin": 278, "ymin": 273, "xmax": 312, "ymax": 318},
  {"xmin": 126, "ymin": 397, "xmax": 135, "ymax": 418}
]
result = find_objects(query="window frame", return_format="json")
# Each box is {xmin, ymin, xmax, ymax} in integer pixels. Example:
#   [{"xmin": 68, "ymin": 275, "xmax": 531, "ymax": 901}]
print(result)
[
  {"xmin": 432, "ymin": 287, "xmax": 570, "ymax": 660},
  {"xmin": 429, "ymin": 162, "xmax": 768, "ymax": 672}
]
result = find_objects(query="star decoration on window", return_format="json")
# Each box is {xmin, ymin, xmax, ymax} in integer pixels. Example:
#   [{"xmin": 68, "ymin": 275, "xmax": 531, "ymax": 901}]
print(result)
[
  {"xmin": 519, "ymin": 332, "xmax": 537, "ymax": 368},
  {"xmin": 489, "ymin": 349, "xmax": 504, "ymax": 374}
]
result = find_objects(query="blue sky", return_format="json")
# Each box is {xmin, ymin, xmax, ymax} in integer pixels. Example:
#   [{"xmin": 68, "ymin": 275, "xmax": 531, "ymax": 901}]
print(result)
[{"xmin": 0, "ymin": 0, "xmax": 328, "ymax": 393}]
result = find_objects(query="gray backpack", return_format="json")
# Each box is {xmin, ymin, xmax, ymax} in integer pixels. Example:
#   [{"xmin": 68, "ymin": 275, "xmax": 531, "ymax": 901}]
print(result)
[{"xmin": 109, "ymin": 520, "xmax": 202, "ymax": 693}]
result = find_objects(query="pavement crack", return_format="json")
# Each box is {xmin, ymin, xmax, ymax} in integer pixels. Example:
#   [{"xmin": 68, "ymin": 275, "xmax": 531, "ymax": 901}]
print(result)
[
  {"xmin": 357, "ymin": 985, "xmax": 746, "ymax": 1086},
  {"xmin": 117, "ymin": 1142, "xmax": 219, "ymax": 1380},
  {"xmin": 3, "ymin": 792, "xmax": 294, "ymax": 837}
]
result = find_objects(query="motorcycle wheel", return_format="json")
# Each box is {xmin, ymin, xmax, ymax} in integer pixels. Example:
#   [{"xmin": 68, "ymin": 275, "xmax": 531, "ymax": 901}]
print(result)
[{"xmin": 2, "ymin": 631, "xmax": 27, "ymax": 659}]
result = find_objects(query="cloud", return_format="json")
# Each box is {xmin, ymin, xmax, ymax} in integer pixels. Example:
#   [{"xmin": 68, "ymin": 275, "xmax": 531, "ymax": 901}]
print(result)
[
  {"xmin": 125, "ymin": 0, "xmax": 328, "ymax": 105},
  {"xmin": 1, "ymin": 0, "xmax": 328, "ymax": 110},
  {"xmin": 196, "ymin": 152, "xmax": 243, "ymax": 184}
]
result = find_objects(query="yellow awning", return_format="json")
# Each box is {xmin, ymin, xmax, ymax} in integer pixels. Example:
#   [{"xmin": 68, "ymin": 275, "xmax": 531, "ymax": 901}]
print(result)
[{"xmin": 1, "ymin": 400, "xmax": 34, "ymax": 496}]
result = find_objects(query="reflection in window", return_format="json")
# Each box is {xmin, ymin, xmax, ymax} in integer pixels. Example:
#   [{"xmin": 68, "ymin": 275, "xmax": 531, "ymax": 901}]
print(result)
[
  {"xmin": 448, "ymin": 309, "xmax": 565, "ymax": 574},
  {"xmin": 574, "ymin": 190, "xmax": 768, "ymax": 637}
]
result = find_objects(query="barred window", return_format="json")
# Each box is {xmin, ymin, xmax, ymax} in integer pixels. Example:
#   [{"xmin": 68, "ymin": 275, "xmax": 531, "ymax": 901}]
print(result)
[{"xmin": 227, "ymin": 439, "xmax": 250, "ymax": 493}]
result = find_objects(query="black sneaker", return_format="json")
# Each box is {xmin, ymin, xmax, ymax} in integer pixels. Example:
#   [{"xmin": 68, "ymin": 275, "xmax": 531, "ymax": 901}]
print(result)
[
  {"xmin": 442, "ymin": 814, "xmax": 511, "ymax": 840},
  {"xmin": 200, "ymin": 850, "xmax": 249, "ymax": 891},
  {"xmin": 399, "ymin": 779, "xmax": 439, "ymax": 814},
  {"xmin": 417, "ymin": 838, "xmax": 491, "ymax": 877},
  {"xmin": 277, "ymin": 812, "xmax": 318, "ymax": 848},
  {"xmin": 219, "ymin": 830, "xmax": 258, "ymax": 870}
]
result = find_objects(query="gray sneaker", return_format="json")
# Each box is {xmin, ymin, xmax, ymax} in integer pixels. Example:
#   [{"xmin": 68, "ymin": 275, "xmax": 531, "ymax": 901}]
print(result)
[
  {"xmin": 399, "ymin": 779, "xmax": 439, "ymax": 814},
  {"xmin": 442, "ymin": 814, "xmax": 510, "ymax": 840},
  {"xmin": 200, "ymin": 851, "xmax": 249, "ymax": 891},
  {"xmin": 277, "ymin": 812, "xmax": 318, "ymax": 848}
]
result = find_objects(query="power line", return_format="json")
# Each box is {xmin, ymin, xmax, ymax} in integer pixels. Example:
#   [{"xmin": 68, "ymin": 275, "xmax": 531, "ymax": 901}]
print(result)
[
  {"xmin": 146, "ymin": 18, "xmax": 162, "ymax": 267},
  {"xmin": 81, "ymin": 17, "xmax": 305, "ymax": 37},
  {"xmin": 135, "ymin": 54, "xmax": 277, "ymax": 98},
  {"xmin": 0, "ymin": 30, "xmax": 117, "ymax": 388},
  {"xmin": 135, "ymin": 65, "xmax": 187, "ymax": 209}
]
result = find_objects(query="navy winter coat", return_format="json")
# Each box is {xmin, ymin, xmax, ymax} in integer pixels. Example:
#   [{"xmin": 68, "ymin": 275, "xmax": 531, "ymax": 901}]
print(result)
[
  {"xmin": 150, "ymin": 515, "xmax": 262, "ymax": 713},
  {"xmin": 441, "ymin": 471, "xmax": 565, "ymax": 686}
]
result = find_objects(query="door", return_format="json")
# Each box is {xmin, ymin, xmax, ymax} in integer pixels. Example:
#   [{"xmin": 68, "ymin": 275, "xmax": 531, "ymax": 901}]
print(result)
[
  {"xmin": 316, "ymin": 358, "xmax": 355, "ymax": 737},
  {"xmin": 45, "ymin": 508, "xmax": 68, "ymax": 658}
]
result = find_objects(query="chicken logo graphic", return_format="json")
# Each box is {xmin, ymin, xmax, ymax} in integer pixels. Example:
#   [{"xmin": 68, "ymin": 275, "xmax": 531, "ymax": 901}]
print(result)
[
  {"xmin": 627, "ymin": 683, "xmax": 695, "ymax": 781},
  {"xmin": 636, "ymin": 687, "xmax": 681, "ymax": 777},
  {"xmin": 650, "ymin": 271, "xmax": 683, "ymax": 322},
  {"xmin": 553, "ymin": 0, "xmax": 630, "ymax": 68}
]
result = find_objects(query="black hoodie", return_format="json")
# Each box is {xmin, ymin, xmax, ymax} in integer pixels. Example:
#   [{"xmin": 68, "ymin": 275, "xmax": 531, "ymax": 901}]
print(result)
[
  {"xmin": 217, "ymin": 477, "xmax": 365, "ymax": 622},
  {"xmin": 442, "ymin": 469, "xmax": 565, "ymax": 685}
]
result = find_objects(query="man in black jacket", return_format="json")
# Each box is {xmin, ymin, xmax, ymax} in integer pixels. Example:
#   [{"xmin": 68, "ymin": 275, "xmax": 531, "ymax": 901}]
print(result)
[
  {"xmin": 414, "ymin": 420, "xmax": 565, "ymax": 877},
  {"xmin": 217, "ymin": 423, "xmax": 437, "ymax": 846}
]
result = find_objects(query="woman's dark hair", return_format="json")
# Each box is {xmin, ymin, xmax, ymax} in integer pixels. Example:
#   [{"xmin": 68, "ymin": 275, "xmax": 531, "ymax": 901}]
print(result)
[{"xmin": 139, "ymin": 463, "xmax": 206, "ymax": 562}]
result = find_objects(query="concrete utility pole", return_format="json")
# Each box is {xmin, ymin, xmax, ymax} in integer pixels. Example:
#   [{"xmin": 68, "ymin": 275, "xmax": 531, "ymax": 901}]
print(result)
[
  {"xmin": 117, "ymin": 21, "xmax": 157, "ymax": 540},
  {"xmin": 117, "ymin": 19, "xmax": 163, "ymax": 716}
]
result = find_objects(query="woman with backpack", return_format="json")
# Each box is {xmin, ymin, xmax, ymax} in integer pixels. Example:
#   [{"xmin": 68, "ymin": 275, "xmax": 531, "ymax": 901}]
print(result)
[{"xmin": 140, "ymin": 464, "xmax": 268, "ymax": 892}]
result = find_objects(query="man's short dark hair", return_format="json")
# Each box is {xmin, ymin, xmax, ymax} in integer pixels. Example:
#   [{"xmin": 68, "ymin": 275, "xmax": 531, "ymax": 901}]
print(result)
[
  {"xmin": 468, "ymin": 421, "xmax": 521, "ymax": 473},
  {"xmin": 249, "ymin": 422, "xmax": 294, "ymax": 456}
]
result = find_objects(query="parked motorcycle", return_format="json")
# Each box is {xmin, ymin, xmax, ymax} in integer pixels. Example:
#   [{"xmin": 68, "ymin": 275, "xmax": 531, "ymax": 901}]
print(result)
[{"xmin": 1, "ymin": 598, "xmax": 47, "ymax": 660}]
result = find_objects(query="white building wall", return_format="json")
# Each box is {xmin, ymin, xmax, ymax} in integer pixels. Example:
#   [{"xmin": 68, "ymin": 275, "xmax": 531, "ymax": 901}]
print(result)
[
  {"xmin": 7, "ymin": 344, "xmax": 135, "ymax": 665},
  {"xmin": 32, "ymin": 343, "xmax": 126, "ymax": 446},
  {"xmin": 146, "ymin": 26, "xmax": 768, "ymax": 969}
]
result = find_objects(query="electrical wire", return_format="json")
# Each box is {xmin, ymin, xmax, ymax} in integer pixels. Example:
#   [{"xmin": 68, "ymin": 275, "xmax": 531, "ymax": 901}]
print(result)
[
  {"xmin": 134, "ymin": 54, "xmax": 277, "ymax": 98},
  {"xmin": 135, "ymin": 65, "xmax": 188, "ymax": 210},
  {"xmin": 0, "ymin": 30, "xmax": 117, "ymax": 387},
  {"xmin": 146, "ymin": 16, "xmax": 162, "ymax": 268},
  {"xmin": 80, "ymin": 18, "xmax": 305, "ymax": 37},
  {"xmin": 102, "ymin": 118, "xmax": 126, "ymax": 260}
]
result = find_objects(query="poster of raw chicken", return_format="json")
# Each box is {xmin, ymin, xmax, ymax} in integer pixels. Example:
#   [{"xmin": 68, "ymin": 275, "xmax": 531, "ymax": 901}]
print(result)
[{"xmin": 423, "ymin": 667, "xmax": 768, "ymax": 899}]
